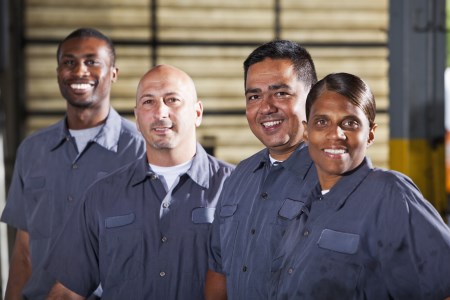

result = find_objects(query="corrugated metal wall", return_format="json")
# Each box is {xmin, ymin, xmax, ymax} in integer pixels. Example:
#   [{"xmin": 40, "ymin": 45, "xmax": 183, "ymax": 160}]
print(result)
[{"xmin": 23, "ymin": 0, "xmax": 389, "ymax": 166}]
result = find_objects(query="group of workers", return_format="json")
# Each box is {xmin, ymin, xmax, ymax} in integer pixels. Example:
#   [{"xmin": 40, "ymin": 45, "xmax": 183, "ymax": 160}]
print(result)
[{"xmin": 1, "ymin": 27, "xmax": 450, "ymax": 300}]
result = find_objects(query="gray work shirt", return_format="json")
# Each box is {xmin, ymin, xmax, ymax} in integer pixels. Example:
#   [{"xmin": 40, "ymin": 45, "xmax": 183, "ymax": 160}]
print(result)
[
  {"xmin": 1, "ymin": 108, "xmax": 145, "ymax": 299},
  {"xmin": 209, "ymin": 144, "xmax": 316, "ymax": 300},
  {"xmin": 44, "ymin": 144, "xmax": 234, "ymax": 299},
  {"xmin": 271, "ymin": 158, "xmax": 450, "ymax": 300}
]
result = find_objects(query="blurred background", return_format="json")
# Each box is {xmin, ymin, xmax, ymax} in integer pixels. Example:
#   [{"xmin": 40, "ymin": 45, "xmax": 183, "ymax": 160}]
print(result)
[{"xmin": 0, "ymin": 0, "xmax": 448, "ymax": 297}]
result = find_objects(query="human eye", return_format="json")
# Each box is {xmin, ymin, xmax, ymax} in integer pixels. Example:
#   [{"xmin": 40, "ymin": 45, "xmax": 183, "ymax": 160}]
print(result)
[
  {"xmin": 61, "ymin": 59, "xmax": 75, "ymax": 67},
  {"xmin": 246, "ymin": 94, "xmax": 260, "ymax": 103},
  {"xmin": 312, "ymin": 117, "xmax": 328, "ymax": 128},
  {"xmin": 140, "ymin": 98, "xmax": 154, "ymax": 107},
  {"xmin": 341, "ymin": 118, "xmax": 360, "ymax": 129},
  {"xmin": 274, "ymin": 91, "xmax": 289, "ymax": 97},
  {"xmin": 165, "ymin": 97, "xmax": 181, "ymax": 105},
  {"xmin": 85, "ymin": 59, "xmax": 100, "ymax": 66}
]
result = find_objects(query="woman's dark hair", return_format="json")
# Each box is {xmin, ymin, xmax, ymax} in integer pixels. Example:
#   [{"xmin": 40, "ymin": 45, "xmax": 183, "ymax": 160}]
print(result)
[{"xmin": 305, "ymin": 72, "xmax": 376, "ymax": 127}]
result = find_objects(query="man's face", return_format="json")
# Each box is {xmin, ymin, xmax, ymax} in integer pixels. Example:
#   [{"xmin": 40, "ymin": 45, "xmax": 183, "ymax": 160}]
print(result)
[
  {"xmin": 134, "ymin": 67, "xmax": 202, "ymax": 153},
  {"xmin": 245, "ymin": 58, "xmax": 308, "ymax": 160},
  {"xmin": 304, "ymin": 90, "xmax": 376, "ymax": 189},
  {"xmin": 57, "ymin": 37, "xmax": 117, "ymax": 109}
]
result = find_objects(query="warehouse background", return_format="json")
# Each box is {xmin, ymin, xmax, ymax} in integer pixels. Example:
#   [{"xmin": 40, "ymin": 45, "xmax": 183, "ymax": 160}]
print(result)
[{"xmin": 0, "ymin": 0, "xmax": 448, "ymax": 297}]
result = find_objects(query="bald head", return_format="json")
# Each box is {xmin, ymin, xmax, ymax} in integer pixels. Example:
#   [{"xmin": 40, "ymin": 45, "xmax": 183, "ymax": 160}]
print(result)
[{"xmin": 136, "ymin": 64, "xmax": 198, "ymax": 105}]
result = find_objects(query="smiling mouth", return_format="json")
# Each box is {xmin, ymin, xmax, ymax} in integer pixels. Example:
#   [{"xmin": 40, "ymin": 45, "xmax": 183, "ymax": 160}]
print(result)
[
  {"xmin": 324, "ymin": 148, "xmax": 347, "ymax": 154},
  {"xmin": 153, "ymin": 126, "xmax": 173, "ymax": 133},
  {"xmin": 70, "ymin": 83, "xmax": 94, "ymax": 90},
  {"xmin": 262, "ymin": 120, "xmax": 282, "ymax": 128}
]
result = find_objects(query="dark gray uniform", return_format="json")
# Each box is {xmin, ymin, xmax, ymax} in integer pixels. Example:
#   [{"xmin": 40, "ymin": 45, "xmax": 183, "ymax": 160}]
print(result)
[
  {"xmin": 45, "ymin": 144, "xmax": 234, "ymax": 299},
  {"xmin": 209, "ymin": 144, "xmax": 316, "ymax": 299},
  {"xmin": 271, "ymin": 158, "xmax": 450, "ymax": 300},
  {"xmin": 1, "ymin": 108, "xmax": 145, "ymax": 299}
]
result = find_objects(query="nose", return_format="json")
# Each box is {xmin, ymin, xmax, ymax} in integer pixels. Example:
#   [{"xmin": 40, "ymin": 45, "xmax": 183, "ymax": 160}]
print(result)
[
  {"xmin": 328, "ymin": 125, "xmax": 347, "ymax": 140},
  {"xmin": 259, "ymin": 94, "xmax": 277, "ymax": 114},
  {"xmin": 154, "ymin": 100, "xmax": 170, "ymax": 119},
  {"xmin": 74, "ymin": 62, "xmax": 89, "ymax": 77}
]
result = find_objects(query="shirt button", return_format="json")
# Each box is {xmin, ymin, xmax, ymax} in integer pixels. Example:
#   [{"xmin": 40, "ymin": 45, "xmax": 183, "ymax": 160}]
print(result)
[
  {"xmin": 67, "ymin": 196, "xmax": 74, "ymax": 202},
  {"xmin": 162, "ymin": 202, "xmax": 170, "ymax": 208},
  {"xmin": 242, "ymin": 266, "xmax": 247, "ymax": 272},
  {"xmin": 260, "ymin": 192, "xmax": 268, "ymax": 200},
  {"xmin": 251, "ymin": 229, "xmax": 256, "ymax": 235},
  {"xmin": 72, "ymin": 164, "xmax": 78, "ymax": 169},
  {"xmin": 150, "ymin": 174, "xmax": 158, "ymax": 180},
  {"xmin": 303, "ymin": 230, "xmax": 309, "ymax": 237},
  {"xmin": 288, "ymin": 267, "xmax": 294, "ymax": 274},
  {"xmin": 161, "ymin": 236, "xmax": 168, "ymax": 243},
  {"xmin": 159, "ymin": 271, "xmax": 166, "ymax": 277}
]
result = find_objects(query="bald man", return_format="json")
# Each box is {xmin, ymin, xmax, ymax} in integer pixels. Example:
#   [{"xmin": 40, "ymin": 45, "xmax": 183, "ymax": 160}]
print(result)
[{"xmin": 44, "ymin": 65, "xmax": 234, "ymax": 300}]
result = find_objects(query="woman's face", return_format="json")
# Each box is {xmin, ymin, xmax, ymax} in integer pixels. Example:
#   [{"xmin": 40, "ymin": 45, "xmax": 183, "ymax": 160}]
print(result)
[{"xmin": 304, "ymin": 90, "xmax": 376, "ymax": 190}]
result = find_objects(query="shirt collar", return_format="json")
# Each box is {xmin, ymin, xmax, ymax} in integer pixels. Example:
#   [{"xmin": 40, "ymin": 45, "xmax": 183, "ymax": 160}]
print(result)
[
  {"xmin": 252, "ymin": 148, "xmax": 271, "ymax": 173},
  {"xmin": 130, "ymin": 143, "xmax": 211, "ymax": 189},
  {"xmin": 49, "ymin": 108, "xmax": 122, "ymax": 153},
  {"xmin": 318, "ymin": 157, "xmax": 373, "ymax": 211},
  {"xmin": 252, "ymin": 143, "xmax": 312, "ymax": 177}
]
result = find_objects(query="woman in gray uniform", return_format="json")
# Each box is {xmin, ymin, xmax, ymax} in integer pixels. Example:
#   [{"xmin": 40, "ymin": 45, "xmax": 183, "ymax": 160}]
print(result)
[{"xmin": 271, "ymin": 72, "xmax": 450, "ymax": 300}]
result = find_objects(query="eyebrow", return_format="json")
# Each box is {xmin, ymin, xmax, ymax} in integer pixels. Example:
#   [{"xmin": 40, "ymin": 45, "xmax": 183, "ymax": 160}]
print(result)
[
  {"xmin": 138, "ymin": 92, "xmax": 181, "ymax": 101},
  {"xmin": 245, "ymin": 83, "xmax": 292, "ymax": 95},
  {"xmin": 60, "ymin": 53, "xmax": 98, "ymax": 60}
]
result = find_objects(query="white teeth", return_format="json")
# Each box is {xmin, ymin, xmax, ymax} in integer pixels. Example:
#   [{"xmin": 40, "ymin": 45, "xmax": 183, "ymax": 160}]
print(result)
[
  {"xmin": 70, "ymin": 83, "xmax": 92, "ymax": 90},
  {"xmin": 324, "ymin": 149, "xmax": 346, "ymax": 154},
  {"xmin": 262, "ymin": 120, "xmax": 282, "ymax": 127}
]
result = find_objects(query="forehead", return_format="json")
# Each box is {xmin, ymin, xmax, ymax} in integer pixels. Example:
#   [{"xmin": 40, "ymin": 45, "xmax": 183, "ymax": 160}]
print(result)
[
  {"xmin": 59, "ymin": 37, "xmax": 110, "ymax": 59},
  {"xmin": 137, "ymin": 72, "xmax": 194, "ymax": 99},
  {"xmin": 246, "ymin": 59, "xmax": 297, "ymax": 85},
  {"xmin": 311, "ymin": 91, "xmax": 364, "ymax": 116}
]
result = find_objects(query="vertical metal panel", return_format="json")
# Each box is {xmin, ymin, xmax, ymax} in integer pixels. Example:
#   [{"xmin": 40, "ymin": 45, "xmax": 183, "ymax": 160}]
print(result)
[
  {"xmin": 389, "ymin": 0, "xmax": 447, "ymax": 213},
  {"xmin": 0, "ymin": 0, "xmax": 8, "ymax": 72}
]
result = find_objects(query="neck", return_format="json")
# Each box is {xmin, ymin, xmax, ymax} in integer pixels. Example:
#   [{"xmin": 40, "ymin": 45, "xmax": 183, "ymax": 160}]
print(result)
[
  {"xmin": 269, "ymin": 141, "xmax": 303, "ymax": 161},
  {"xmin": 146, "ymin": 143, "xmax": 197, "ymax": 167},
  {"xmin": 66, "ymin": 103, "xmax": 110, "ymax": 130}
]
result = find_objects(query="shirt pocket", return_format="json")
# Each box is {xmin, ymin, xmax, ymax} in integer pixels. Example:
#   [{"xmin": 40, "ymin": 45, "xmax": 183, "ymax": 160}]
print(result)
[
  {"xmin": 192, "ymin": 207, "xmax": 215, "ymax": 224},
  {"xmin": 317, "ymin": 229, "xmax": 360, "ymax": 254},
  {"xmin": 312, "ymin": 229, "xmax": 362, "ymax": 293},
  {"xmin": 24, "ymin": 176, "xmax": 52, "ymax": 239},
  {"xmin": 104, "ymin": 214, "xmax": 143, "ymax": 287},
  {"xmin": 278, "ymin": 198, "xmax": 305, "ymax": 220}
]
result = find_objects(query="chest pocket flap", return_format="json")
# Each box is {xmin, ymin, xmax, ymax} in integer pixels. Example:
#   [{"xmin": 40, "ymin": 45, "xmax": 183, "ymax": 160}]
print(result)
[
  {"xmin": 219, "ymin": 204, "xmax": 237, "ymax": 218},
  {"xmin": 192, "ymin": 207, "xmax": 216, "ymax": 224},
  {"xmin": 278, "ymin": 198, "xmax": 305, "ymax": 220},
  {"xmin": 317, "ymin": 229, "xmax": 360, "ymax": 254}
]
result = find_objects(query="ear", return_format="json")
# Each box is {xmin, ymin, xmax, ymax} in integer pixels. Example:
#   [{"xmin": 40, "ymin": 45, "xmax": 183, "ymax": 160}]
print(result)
[
  {"xmin": 302, "ymin": 120, "xmax": 309, "ymax": 144},
  {"xmin": 195, "ymin": 100, "xmax": 203, "ymax": 127},
  {"xmin": 366, "ymin": 123, "xmax": 377, "ymax": 148},
  {"xmin": 134, "ymin": 107, "xmax": 141, "ymax": 132},
  {"xmin": 111, "ymin": 67, "xmax": 119, "ymax": 83}
]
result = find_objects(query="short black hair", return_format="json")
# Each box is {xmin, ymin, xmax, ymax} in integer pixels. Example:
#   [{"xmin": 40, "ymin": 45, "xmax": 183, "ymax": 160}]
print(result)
[
  {"xmin": 56, "ymin": 27, "xmax": 116, "ymax": 65},
  {"xmin": 243, "ymin": 40, "xmax": 317, "ymax": 90}
]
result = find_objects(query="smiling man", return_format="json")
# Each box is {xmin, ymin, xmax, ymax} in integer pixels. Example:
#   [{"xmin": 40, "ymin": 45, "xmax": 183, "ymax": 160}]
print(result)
[
  {"xmin": 205, "ymin": 40, "xmax": 318, "ymax": 300},
  {"xmin": 44, "ymin": 65, "xmax": 234, "ymax": 299},
  {"xmin": 0, "ymin": 28, "xmax": 145, "ymax": 299}
]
